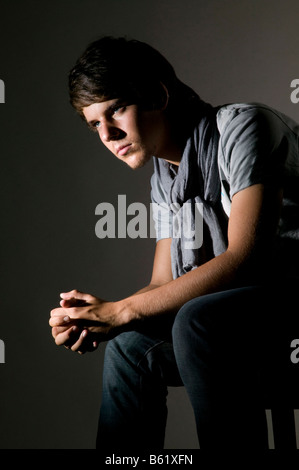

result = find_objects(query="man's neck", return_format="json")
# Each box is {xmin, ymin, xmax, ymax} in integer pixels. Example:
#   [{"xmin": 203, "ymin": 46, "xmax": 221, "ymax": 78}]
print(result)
[{"xmin": 156, "ymin": 121, "xmax": 184, "ymax": 166}]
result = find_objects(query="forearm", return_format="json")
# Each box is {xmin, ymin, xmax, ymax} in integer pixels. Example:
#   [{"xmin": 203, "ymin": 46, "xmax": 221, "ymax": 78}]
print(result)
[
  {"xmin": 118, "ymin": 249, "xmax": 241, "ymax": 323},
  {"xmin": 131, "ymin": 283, "xmax": 162, "ymax": 296}
]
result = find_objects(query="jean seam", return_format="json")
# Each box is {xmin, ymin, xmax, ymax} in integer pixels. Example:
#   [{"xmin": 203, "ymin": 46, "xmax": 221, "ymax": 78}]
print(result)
[{"xmin": 136, "ymin": 340, "xmax": 166, "ymax": 369}]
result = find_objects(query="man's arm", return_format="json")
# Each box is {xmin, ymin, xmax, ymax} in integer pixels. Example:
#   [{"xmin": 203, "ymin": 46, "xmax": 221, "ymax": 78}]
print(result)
[
  {"xmin": 124, "ymin": 183, "xmax": 281, "ymax": 316},
  {"xmin": 132, "ymin": 238, "xmax": 173, "ymax": 295},
  {"xmin": 50, "ymin": 183, "xmax": 282, "ymax": 349}
]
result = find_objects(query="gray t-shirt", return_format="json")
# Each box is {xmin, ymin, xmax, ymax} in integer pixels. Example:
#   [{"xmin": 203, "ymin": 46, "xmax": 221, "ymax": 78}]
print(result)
[{"xmin": 151, "ymin": 103, "xmax": 299, "ymax": 277}]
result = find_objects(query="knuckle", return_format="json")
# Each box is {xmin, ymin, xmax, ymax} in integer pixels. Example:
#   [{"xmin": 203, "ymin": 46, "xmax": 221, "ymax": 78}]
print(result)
[{"xmin": 70, "ymin": 307, "xmax": 81, "ymax": 318}]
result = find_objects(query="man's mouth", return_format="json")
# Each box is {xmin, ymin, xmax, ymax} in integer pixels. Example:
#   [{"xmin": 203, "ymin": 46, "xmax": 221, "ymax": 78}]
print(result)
[{"xmin": 116, "ymin": 144, "xmax": 132, "ymax": 156}]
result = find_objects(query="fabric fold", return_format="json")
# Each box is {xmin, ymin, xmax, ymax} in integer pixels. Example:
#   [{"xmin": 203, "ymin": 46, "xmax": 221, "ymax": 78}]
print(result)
[{"xmin": 152, "ymin": 101, "xmax": 228, "ymax": 279}]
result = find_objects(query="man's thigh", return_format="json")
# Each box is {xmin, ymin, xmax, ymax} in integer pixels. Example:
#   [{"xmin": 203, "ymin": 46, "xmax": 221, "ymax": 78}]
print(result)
[{"xmin": 105, "ymin": 330, "xmax": 183, "ymax": 386}]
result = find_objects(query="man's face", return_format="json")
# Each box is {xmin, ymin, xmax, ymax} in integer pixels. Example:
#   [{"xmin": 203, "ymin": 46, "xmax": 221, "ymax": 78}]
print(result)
[{"xmin": 82, "ymin": 99, "xmax": 166, "ymax": 169}]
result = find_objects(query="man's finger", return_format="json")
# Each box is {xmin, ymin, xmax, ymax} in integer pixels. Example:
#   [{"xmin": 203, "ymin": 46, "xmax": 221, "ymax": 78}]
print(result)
[
  {"xmin": 50, "ymin": 307, "xmax": 67, "ymax": 317},
  {"xmin": 49, "ymin": 315, "xmax": 72, "ymax": 327},
  {"xmin": 60, "ymin": 290, "xmax": 94, "ymax": 303},
  {"xmin": 51, "ymin": 325, "xmax": 73, "ymax": 338},
  {"xmin": 50, "ymin": 306, "xmax": 86, "ymax": 321},
  {"xmin": 70, "ymin": 329, "xmax": 89, "ymax": 352},
  {"xmin": 54, "ymin": 325, "xmax": 81, "ymax": 346},
  {"xmin": 60, "ymin": 298, "xmax": 87, "ymax": 308}
]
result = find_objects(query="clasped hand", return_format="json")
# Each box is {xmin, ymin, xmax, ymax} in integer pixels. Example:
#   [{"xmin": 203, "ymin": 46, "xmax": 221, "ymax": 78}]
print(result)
[{"xmin": 49, "ymin": 289, "xmax": 120, "ymax": 354}]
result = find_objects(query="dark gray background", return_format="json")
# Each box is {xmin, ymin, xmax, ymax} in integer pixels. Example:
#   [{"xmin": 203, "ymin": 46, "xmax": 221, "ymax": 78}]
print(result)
[{"xmin": 0, "ymin": 0, "xmax": 298, "ymax": 449}]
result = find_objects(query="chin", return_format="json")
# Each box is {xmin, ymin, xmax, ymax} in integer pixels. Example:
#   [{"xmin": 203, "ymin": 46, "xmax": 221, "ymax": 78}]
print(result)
[{"xmin": 124, "ymin": 154, "xmax": 151, "ymax": 170}]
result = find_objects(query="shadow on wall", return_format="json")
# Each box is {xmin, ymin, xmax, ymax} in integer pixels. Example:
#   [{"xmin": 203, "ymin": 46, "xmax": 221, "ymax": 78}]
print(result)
[{"xmin": 165, "ymin": 388, "xmax": 299, "ymax": 449}]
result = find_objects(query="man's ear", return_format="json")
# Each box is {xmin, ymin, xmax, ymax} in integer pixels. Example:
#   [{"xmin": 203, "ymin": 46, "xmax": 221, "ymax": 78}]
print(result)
[
  {"xmin": 159, "ymin": 82, "xmax": 169, "ymax": 111},
  {"xmin": 148, "ymin": 82, "xmax": 169, "ymax": 111}
]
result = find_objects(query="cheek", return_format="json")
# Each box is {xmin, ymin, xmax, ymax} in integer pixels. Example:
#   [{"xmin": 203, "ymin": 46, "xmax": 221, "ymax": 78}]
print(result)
[
  {"xmin": 138, "ymin": 114, "xmax": 161, "ymax": 143},
  {"xmin": 138, "ymin": 126, "xmax": 159, "ymax": 155}
]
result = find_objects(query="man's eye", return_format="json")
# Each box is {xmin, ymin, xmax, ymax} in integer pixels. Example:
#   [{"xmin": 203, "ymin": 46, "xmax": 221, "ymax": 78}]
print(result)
[
  {"xmin": 89, "ymin": 121, "xmax": 100, "ymax": 133},
  {"xmin": 113, "ymin": 105, "xmax": 126, "ymax": 115}
]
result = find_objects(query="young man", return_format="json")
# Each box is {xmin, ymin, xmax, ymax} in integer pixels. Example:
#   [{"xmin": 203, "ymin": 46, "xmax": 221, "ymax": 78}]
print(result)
[{"xmin": 50, "ymin": 36, "xmax": 299, "ymax": 450}]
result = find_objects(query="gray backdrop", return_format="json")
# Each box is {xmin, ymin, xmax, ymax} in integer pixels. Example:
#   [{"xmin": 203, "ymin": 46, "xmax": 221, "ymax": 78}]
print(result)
[{"xmin": 0, "ymin": 0, "xmax": 299, "ymax": 449}]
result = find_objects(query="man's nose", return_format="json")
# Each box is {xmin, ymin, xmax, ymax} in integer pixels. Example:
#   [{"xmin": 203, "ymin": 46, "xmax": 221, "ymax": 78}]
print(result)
[{"xmin": 100, "ymin": 122, "xmax": 121, "ymax": 142}]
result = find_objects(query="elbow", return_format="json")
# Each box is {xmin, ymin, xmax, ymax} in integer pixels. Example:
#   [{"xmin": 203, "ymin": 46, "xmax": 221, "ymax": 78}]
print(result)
[{"xmin": 224, "ymin": 246, "xmax": 268, "ymax": 286}]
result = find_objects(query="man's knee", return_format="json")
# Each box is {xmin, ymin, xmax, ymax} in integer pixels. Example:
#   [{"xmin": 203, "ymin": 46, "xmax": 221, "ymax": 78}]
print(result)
[
  {"xmin": 103, "ymin": 331, "xmax": 141, "ymax": 369},
  {"xmin": 103, "ymin": 331, "xmax": 170, "ymax": 372},
  {"xmin": 172, "ymin": 296, "xmax": 212, "ymax": 345},
  {"xmin": 104, "ymin": 331, "xmax": 180, "ymax": 386},
  {"xmin": 173, "ymin": 286, "xmax": 262, "ymax": 344}
]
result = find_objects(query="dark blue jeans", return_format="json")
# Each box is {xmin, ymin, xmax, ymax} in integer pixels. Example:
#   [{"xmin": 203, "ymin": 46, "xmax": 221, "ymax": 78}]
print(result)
[{"xmin": 96, "ymin": 283, "xmax": 297, "ymax": 450}]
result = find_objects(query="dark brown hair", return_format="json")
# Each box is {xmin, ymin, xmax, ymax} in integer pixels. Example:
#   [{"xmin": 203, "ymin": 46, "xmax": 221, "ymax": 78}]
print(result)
[{"xmin": 68, "ymin": 36, "xmax": 202, "ymax": 125}]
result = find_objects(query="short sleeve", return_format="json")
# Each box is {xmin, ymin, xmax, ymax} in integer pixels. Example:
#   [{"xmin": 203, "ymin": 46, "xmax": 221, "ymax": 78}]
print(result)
[{"xmin": 218, "ymin": 105, "xmax": 288, "ymax": 199}]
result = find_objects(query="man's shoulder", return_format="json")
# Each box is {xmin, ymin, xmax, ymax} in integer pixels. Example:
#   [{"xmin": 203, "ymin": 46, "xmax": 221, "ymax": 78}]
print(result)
[
  {"xmin": 216, "ymin": 102, "xmax": 275, "ymax": 135},
  {"xmin": 216, "ymin": 102, "xmax": 299, "ymax": 138}
]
